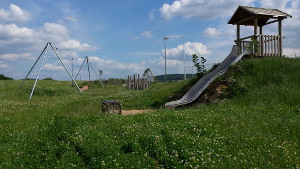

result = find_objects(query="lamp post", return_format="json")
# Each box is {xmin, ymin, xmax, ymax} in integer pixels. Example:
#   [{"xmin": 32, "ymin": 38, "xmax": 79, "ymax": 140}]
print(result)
[
  {"xmin": 183, "ymin": 36, "xmax": 186, "ymax": 80},
  {"xmin": 163, "ymin": 37, "xmax": 169, "ymax": 82}
]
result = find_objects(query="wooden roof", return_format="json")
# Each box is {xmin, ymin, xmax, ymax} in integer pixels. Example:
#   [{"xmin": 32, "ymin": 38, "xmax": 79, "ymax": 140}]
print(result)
[{"xmin": 228, "ymin": 6, "xmax": 292, "ymax": 26}]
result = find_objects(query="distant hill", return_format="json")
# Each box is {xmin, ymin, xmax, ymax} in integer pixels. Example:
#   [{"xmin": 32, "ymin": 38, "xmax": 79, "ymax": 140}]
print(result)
[{"xmin": 155, "ymin": 74, "xmax": 195, "ymax": 81}]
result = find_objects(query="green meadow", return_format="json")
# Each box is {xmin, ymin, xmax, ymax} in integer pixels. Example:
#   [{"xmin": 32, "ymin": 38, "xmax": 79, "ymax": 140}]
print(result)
[{"xmin": 0, "ymin": 58, "xmax": 299, "ymax": 168}]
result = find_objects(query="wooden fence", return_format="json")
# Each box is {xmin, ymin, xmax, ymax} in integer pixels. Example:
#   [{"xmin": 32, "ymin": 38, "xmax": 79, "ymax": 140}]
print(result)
[
  {"xmin": 102, "ymin": 78, "xmax": 126, "ymax": 85},
  {"xmin": 126, "ymin": 74, "xmax": 149, "ymax": 90}
]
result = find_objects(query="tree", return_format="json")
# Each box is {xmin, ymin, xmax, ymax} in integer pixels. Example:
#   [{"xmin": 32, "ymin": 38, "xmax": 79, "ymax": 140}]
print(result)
[
  {"xmin": 245, "ymin": 37, "xmax": 259, "ymax": 56},
  {"xmin": 192, "ymin": 54, "xmax": 207, "ymax": 77},
  {"xmin": 43, "ymin": 77, "xmax": 53, "ymax": 80},
  {"xmin": 0, "ymin": 74, "xmax": 13, "ymax": 80},
  {"xmin": 98, "ymin": 70, "xmax": 103, "ymax": 78}
]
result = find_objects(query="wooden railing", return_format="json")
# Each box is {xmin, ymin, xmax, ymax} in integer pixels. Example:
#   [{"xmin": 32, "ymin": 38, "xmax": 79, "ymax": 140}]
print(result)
[
  {"xmin": 236, "ymin": 35, "xmax": 282, "ymax": 57},
  {"xmin": 259, "ymin": 35, "xmax": 281, "ymax": 56}
]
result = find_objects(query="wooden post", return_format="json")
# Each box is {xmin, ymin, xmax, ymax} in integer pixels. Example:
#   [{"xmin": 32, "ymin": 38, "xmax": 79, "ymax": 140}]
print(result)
[
  {"xmin": 253, "ymin": 17, "xmax": 258, "ymax": 57},
  {"xmin": 268, "ymin": 35, "xmax": 270, "ymax": 56},
  {"xmin": 130, "ymin": 76, "xmax": 132, "ymax": 90},
  {"xmin": 278, "ymin": 19, "xmax": 282, "ymax": 57},
  {"xmin": 259, "ymin": 26, "xmax": 263, "ymax": 56},
  {"xmin": 264, "ymin": 35, "xmax": 267, "ymax": 56},
  {"xmin": 237, "ymin": 24, "xmax": 240, "ymax": 53},
  {"xmin": 273, "ymin": 35, "xmax": 277, "ymax": 56},
  {"xmin": 277, "ymin": 35, "xmax": 280, "ymax": 56},
  {"xmin": 133, "ymin": 74, "xmax": 136, "ymax": 90},
  {"xmin": 127, "ymin": 75, "xmax": 130, "ymax": 89},
  {"xmin": 138, "ymin": 74, "xmax": 140, "ymax": 90},
  {"xmin": 135, "ymin": 74, "xmax": 138, "ymax": 90}
]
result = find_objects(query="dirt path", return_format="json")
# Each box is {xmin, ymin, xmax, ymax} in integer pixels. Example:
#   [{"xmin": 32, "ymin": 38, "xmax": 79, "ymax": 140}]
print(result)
[{"xmin": 121, "ymin": 109, "xmax": 153, "ymax": 115}]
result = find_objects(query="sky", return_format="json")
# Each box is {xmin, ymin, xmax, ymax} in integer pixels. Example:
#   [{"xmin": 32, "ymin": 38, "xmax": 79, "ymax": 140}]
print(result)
[{"xmin": 0, "ymin": 0, "xmax": 300, "ymax": 80}]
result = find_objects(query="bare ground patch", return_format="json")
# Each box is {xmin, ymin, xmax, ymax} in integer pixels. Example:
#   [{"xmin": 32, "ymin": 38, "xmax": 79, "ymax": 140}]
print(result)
[{"xmin": 121, "ymin": 109, "xmax": 153, "ymax": 115}]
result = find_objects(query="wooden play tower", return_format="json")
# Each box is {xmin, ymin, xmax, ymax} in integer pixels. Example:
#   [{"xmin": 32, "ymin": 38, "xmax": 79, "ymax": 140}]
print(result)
[{"xmin": 228, "ymin": 6, "xmax": 292, "ymax": 57}]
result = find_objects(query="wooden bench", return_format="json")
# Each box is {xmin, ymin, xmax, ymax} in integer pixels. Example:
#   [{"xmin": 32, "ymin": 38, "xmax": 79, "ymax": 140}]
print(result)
[{"xmin": 102, "ymin": 100, "xmax": 122, "ymax": 114}]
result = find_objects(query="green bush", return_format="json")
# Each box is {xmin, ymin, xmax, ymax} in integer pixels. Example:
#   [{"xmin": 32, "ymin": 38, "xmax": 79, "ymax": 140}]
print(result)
[{"xmin": 0, "ymin": 74, "xmax": 13, "ymax": 80}]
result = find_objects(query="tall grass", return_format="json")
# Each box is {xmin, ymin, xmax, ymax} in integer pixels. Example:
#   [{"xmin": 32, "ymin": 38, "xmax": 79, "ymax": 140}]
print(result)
[{"xmin": 0, "ymin": 58, "xmax": 299, "ymax": 168}]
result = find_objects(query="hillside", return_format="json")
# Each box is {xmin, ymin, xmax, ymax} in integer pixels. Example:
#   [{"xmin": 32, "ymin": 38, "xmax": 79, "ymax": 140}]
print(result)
[{"xmin": 0, "ymin": 58, "xmax": 299, "ymax": 168}]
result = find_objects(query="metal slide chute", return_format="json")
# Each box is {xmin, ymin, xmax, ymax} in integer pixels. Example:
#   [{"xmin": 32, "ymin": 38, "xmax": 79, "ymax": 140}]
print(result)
[{"xmin": 165, "ymin": 45, "xmax": 247, "ymax": 108}]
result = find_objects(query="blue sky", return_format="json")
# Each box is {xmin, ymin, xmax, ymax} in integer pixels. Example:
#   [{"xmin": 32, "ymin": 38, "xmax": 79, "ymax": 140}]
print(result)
[{"xmin": 0, "ymin": 0, "xmax": 299, "ymax": 80}]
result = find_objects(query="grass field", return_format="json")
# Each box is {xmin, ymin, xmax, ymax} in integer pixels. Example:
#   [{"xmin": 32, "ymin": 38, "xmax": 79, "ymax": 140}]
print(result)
[{"xmin": 0, "ymin": 57, "xmax": 299, "ymax": 168}]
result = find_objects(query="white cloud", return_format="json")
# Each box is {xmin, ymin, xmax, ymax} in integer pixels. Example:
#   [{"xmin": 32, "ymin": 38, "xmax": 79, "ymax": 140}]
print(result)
[
  {"xmin": 167, "ymin": 34, "xmax": 183, "ymax": 39},
  {"xmin": 283, "ymin": 48, "xmax": 300, "ymax": 57},
  {"xmin": 0, "ymin": 4, "xmax": 31, "ymax": 23},
  {"xmin": 163, "ymin": 42, "xmax": 210, "ymax": 60},
  {"xmin": 65, "ymin": 16, "xmax": 78, "ymax": 23},
  {"xmin": 57, "ymin": 39, "xmax": 96, "ymax": 51},
  {"xmin": 141, "ymin": 31, "xmax": 153, "ymax": 38},
  {"xmin": 203, "ymin": 27, "xmax": 222, "ymax": 39},
  {"xmin": 0, "ymin": 4, "xmax": 97, "ymax": 80},
  {"xmin": 0, "ymin": 62, "xmax": 9, "ymax": 69},
  {"xmin": 41, "ymin": 22, "xmax": 69, "ymax": 37},
  {"xmin": 149, "ymin": 9, "xmax": 156, "ymax": 20},
  {"xmin": 55, "ymin": 50, "xmax": 79, "ymax": 59},
  {"xmin": 0, "ymin": 23, "xmax": 96, "ymax": 63},
  {"xmin": 154, "ymin": 57, "xmax": 183, "ymax": 68},
  {"xmin": 0, "ymin": 24, "xmax": 35, "ymax": 40},
  {"xmin": 42, "ymin": 63, "xmax": 64, "ymax": 71},
  {"xmin": 160, "ymin": 0, "xmax": 255, "ymax": 20},
  {"xmin": 88, "ymin": 57, "xmax": 145, "ymax": 73},
  {"xmin": 274, "ymin": 1, "xmax": 300, "ymax": 49},
  {"xmin": 260, "ymin": 0, "xmax": 290, "ymax": 9},
  {"xmin": 67, "ymin": 56, "xmax": 147, "ymax": 78},
  {"xmin": 0, "ymin": 53, "xmax": 34, "ymax": 61},
  {"xmin": 0, "ymin": 23, "xmax": 96, "ymax": 56}
]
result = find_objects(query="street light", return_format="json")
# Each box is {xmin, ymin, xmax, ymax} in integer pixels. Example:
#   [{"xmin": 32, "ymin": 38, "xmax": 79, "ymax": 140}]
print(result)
[
  {"xmin": 163, "ymin": 37, "xmax": 169, "ymax": 82},
  {"xmin": 183, "ymin": 36, "xmax": 186, "ymax": 80}
]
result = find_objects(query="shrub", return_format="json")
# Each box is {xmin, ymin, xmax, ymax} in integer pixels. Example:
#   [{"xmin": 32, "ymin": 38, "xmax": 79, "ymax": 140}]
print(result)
[{"xmin": 0, "ymin": 74, "xmax": 13, "ymax": 80}]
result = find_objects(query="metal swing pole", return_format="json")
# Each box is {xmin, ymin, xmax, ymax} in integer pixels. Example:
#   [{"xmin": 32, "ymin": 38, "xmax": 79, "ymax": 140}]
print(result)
[
  {"xmin": 74, "ymin": 57, "xmax": 87, "ymax": 80},
  {"xmin": 71, "ymin": 57, "xmax": 74, "ymax": 87},
  {"xmin": 48, "ymin": 43, "xmax": 82, "ymax": 93},
  {"xmin": 86, "ymin": 56, "xmax": 91, "ymax": 83},
  {"xmin": 17, "ymin": 43, "xmax": 49, "ymax": 94},
  {"xmin": 89, "ymin": 61, "xmax": 104, "ymax": 87},
  {"xmin": 29, "ymin": 46, "xmax": 48, "ymax": 100}
]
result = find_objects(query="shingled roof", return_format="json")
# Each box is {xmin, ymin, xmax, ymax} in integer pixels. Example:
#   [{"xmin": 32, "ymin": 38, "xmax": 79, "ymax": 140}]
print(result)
[{"xmin": 228, "ymin": 6, "xmax": 292, "ymax": 26}]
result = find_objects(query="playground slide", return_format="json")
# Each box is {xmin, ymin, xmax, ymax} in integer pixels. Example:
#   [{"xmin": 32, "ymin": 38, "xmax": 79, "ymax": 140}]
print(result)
[{"xmin": 165, "ymin": 45, "xmax": 246, "ymax": 108}]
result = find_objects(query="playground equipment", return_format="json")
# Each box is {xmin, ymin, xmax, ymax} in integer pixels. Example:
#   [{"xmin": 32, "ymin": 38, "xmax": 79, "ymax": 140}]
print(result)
[
  {"xmin": 17, "ymin": 42, "xmax": 82, "ymax": 99},
  {"xmin": 229, "ymin": 6, "xmax": 292, "ymax": 57},
  {"xmin": 165, "ymin": 45, "xmax": 247, "ymax": 108},
  {"xmin": 142, "ymin": 68, "xmax": 155, "ymax": 84},
  {"xmin": 126, "ymin": 74, "xmax": 149, "ymax": 90},
  {"xmin": 75, "ymin": 56, "xmax": 104, "ymax": 87},
  {"xmin": 102, "ymin": 100, "xmax": 122, "ymax": 114},
  {"xmin": 126, "ymin": 68, "xmax": 154, "ymax": 90},
  {"xmin": 165, "ymin": 6, "xmax": 292, "ymax": 108}
]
